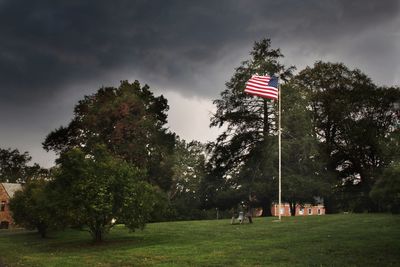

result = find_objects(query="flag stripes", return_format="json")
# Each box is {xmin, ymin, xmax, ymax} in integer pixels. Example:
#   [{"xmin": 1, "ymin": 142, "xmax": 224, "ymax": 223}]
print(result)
[{"xmin": 245, "ymin": 75, "xmax": 278, "ymax": 100}]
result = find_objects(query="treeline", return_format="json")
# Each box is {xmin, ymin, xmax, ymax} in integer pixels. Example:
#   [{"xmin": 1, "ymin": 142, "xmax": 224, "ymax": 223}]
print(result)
[
  {"xmin": 205, "ymin": 39, "xmax": 399, "ymax": 216},
  {"xmin": 2, "ymin": 38, "xmax": 399, "ymax": 241}
]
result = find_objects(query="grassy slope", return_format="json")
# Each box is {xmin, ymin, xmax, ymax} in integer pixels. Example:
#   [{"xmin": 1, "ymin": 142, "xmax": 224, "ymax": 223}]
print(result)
[{"xmin": 0, "ymin": 214, "xmax": 399, "ymax": 266}]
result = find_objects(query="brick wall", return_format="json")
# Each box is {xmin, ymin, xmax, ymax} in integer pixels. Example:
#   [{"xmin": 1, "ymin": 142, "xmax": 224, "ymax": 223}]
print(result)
[
  {"xmin": 271, "ymin": 203, "xmax": 325, "ymax": 216},
  {"xmin": 271, "ymin": 203, "xmax": 292, "ymax": 216},
  {"xmin": 0, "ymin": 184, "xmax": 15, "ymax": 228}
]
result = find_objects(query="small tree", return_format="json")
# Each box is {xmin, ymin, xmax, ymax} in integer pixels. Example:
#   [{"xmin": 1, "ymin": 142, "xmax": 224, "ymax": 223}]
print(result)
[
  {"xmin": 52, "ymin": 145, "xmax": 156, "ymax": 242},
  {"xmin": 9, "ymin": 179, "xmax": 61, "ymax": 237}
]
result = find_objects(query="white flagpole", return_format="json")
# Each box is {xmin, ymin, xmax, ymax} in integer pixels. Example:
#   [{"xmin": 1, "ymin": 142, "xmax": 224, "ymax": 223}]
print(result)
[{"xmin": 278, "ymin": 83, "xmax": 282, "ymax": 221}]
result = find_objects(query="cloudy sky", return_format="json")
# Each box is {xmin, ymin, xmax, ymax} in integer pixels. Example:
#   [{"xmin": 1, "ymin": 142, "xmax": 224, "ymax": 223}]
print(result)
[{"xmin": 1, "ymin": 0, "xmax": 399, "ymax": 168}]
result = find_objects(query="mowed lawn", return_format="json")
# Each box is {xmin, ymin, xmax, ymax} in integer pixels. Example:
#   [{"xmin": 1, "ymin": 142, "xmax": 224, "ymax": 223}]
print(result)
[{"xmin": 0, "ymin": 214, "xmax": 399, "ymax": 266}]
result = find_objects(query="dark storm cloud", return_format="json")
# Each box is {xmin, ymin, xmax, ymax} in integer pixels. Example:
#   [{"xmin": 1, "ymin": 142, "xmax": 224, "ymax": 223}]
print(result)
[
  {"xmin": 1, "ymin": 0, "xmax": 397, "ymax": 103},
  {"xmin": 0, "ymin": 0, "xmax": 399, "ymax": 166},
  {"xmin": 0, "ymin": 0, "xmax": 246, "ymax": 101}
]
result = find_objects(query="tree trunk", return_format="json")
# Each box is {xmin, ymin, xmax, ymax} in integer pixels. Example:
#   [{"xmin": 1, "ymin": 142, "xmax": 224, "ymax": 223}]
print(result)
[
  {"xmin": 289, "ymin": 201, "xmax": 296, "ymax": 216},
  {"xmin": 358, "ymin": 170, "xmax": 377, "ymax": 212},
  {"xmin": 260, "ymin": 197, "xmax": 272, "ymax": 217},
  {"xmin": 37, "ymin": 224, "xmax": 47, "ymax": 238},
  {"xmin": 95, "ymin": 230, "xmax": 102, "ymax": 243},
  {"xmin": 91, "ymin": 227, "xmax": 103, "ymax": 243},
  {"xmin": 260, "ymin": 100, "xmax": 273, "ymax": 218}
]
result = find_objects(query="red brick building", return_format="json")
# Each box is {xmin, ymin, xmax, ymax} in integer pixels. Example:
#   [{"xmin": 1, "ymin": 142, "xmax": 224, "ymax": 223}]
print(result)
[
  {"xmin": 0, "ymin": 183, "xmax": 23, "ymax": 229},
  {"xmin": 271, "ymin": 203, "xmax": 325, "ymax": 216}
]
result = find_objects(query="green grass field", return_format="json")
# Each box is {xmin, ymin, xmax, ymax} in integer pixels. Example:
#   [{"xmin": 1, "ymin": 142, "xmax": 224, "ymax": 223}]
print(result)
[{"xmin": 0, "ymin": 214, "xmax": 399, "ymax": 266}]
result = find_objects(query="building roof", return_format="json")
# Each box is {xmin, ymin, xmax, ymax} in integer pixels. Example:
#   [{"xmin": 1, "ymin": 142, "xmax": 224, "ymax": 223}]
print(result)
[{"xmin": 1, "ymin": 183, "xmax": 23, "ymax": 198}]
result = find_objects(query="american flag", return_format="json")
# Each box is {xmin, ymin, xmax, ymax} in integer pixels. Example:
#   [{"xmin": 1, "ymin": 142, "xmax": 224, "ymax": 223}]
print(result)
[{"xmin": 244, "ymin": 75, "xmax": 279, "ymax": 100}]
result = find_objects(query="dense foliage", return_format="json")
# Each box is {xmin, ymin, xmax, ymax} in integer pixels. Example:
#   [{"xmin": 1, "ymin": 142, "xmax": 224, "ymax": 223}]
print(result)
[
  {"xmin": 293, "ymin": 62, "xmax": 400, "ymax": 212},
  {"xmin": 43, "ymin": 80, "xmax": 175, "ymax": 191},
  {"xmin": 9, "ymin": 179, "xmax": 62, "ymax": 237},
  {"xmin": 51, "ymin": 146, "xmax": 156, "ymax": 242}
]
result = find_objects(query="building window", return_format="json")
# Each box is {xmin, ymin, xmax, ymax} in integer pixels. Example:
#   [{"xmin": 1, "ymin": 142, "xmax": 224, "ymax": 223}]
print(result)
[
  {"xmin": 0, "ymin": 201, "xmax": 6, "ymax": 212},
  {"xmin": 299, "ymin": 208, "xmax": 304, "ymax": 215},
  {"xmin": 308, "ymin": 208, "xmax": 312, "ymax": 215},
  {"xmin": 280, "ymin": 207, "xmax": 285, "ymax": 215}
]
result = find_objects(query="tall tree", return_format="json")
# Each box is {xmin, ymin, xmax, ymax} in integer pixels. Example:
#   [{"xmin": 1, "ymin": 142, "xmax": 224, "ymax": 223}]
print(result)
[
  {"xmin": 43, "ymin": 80, "xmax": 176, "ymax": 191},
  {"xmin": 208, "ymin": 39, "xmax": 294, "ymax": 215},
  {"xmin": 293, "ymin": 61, "xmax": 400, "ymax": 212}
]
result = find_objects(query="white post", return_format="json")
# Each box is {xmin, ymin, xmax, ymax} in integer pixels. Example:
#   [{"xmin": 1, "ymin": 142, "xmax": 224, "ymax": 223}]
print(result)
[{"xmin": 278, "ymin": 84, "xmax": 282, "ymax": 221}]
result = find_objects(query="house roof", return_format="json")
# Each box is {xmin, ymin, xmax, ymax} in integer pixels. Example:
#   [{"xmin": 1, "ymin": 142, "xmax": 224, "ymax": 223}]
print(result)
[{"xmin": 1, "ymin": 183, "xmax": 23, "ymax": 198}]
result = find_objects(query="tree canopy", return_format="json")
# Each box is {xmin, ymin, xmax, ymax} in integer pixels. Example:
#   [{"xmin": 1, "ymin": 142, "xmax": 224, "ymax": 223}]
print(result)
[
  {"xmin": 293, "ymin": 61, "xmax": 400, "ymax": 212},
  {"xmin": 43, "ymin": 80, "xmax": 176, "ymax": 191}
]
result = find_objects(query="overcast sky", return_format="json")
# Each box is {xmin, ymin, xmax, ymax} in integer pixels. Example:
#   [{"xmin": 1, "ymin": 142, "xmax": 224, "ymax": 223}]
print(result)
[{"xmin": 1, "ymin": 0, "xmax": 399, "ymax": 168}]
